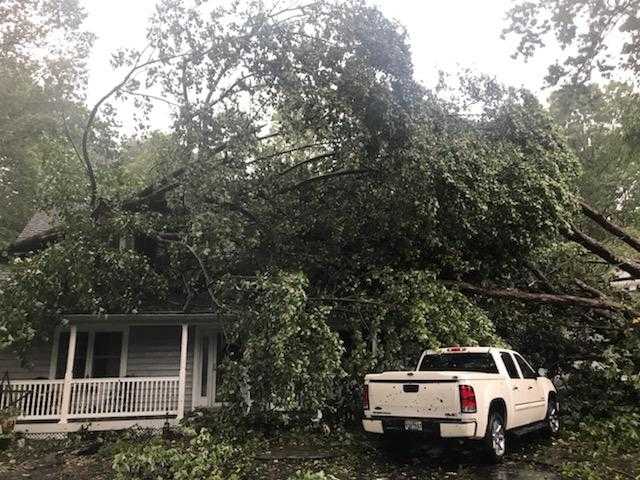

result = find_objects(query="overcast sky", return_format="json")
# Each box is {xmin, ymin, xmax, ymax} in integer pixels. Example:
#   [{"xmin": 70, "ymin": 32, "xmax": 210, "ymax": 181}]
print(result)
[{"xmin": 82, "ymin": 0, "xmax": 560, "ymax": 132}]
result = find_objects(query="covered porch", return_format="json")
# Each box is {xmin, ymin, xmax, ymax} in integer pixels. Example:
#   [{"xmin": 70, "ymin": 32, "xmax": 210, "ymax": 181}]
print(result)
[{"xmin": 0, "ymin": 314, "xmax": 226, "ymax": 433}]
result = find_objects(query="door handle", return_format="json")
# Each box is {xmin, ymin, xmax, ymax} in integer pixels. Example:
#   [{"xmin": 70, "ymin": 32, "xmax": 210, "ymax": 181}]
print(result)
[
  {"xmin": 513, "ymin": 386, "xmax": 518, "ymax": 391},
  {"xmin": 528, "ymin": 386, "xmax": 533, "ymax": 390}
]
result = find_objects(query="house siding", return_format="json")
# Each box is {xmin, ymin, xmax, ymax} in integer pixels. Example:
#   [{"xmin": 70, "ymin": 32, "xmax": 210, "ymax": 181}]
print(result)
[
  {"xmin": 1, "ymin": 325, "xmax": 200, "ymax": 410},
  {"xmin": 0, "ymin": 344, "xmax": 53, "ymax": 380},
  {"xmin": 126, "ymin": 325, "xmax": 196, "ymax": 411}
]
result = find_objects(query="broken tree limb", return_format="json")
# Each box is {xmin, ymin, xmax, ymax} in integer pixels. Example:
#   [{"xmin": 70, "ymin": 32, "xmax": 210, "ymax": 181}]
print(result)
[
  {"xmin": 277, "ymin": 151, "xmax": 336, "ymax": 177},
  {"xmin": 524, "ymin": 261, "xmax": 556, "ymax": 293},
  {"xmin": 443, "ymin": 280, "xmax": 640, "ymax": 321},
  {"xmin": 573, "ymin": 278, "xmax": 606, "ymax": 298},
  {"xmin": 278, "ymin": 168, "xmax": 374, "ymax": 193},
  {"xmin": 121, "ymin": 130, "xmax": 278, "ymax": 211},
  {"xmin": 563, "ymin": 227, "xmax": 640, "ymax": 279},
  {"xmin": 580, "ymin": 200, "xmax": 640, "ymax": 254},
  {"xmin": 157, "ymin": 233, "xmax": 221, "ymax": 310},
  {"xmin": 572, "ymin": 278, "xmax": 617, "ymax": 319}
]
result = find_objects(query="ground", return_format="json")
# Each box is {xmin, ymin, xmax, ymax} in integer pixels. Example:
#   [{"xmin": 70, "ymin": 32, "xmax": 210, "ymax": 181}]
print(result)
[
  {"xmin": 2, "ymin": 420, "xmax": 639, "ymax": 480},
  {"xmin": 0, "ymin": 429, "xmax": 570, "ymax": 480}
]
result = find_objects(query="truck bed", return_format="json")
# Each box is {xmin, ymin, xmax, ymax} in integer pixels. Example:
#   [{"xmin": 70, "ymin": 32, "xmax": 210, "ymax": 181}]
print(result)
[{"xmin": 366, "ymin": 371, "xmax": 501, "ymax": 419}]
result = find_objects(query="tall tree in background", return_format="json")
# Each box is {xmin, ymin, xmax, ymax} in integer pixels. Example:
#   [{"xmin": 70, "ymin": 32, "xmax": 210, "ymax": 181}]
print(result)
[
  {"xmin": 0, "ymin": 0, "xmax": 94, "ymax": 248},
  {"xmin": 504, "ymin": 0, "xmax": 640, "ymax": 85},
  {"xmin": 550, "ymin": 82, "xmax": 640, "ymax": 230}
]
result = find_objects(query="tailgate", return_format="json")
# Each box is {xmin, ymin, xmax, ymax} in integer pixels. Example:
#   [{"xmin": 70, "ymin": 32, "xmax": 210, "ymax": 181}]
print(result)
[{"xmin": 367, "ymin": 374, "xmax": 460, "ymax": 418}]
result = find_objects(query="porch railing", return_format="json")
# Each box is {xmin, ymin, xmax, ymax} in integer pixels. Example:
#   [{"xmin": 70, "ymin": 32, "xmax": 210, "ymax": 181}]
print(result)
[
  {"xmin": 68, "ymin": 377, "xmax": 179, "ymax": 418},
  {"xmin": 1, "ymin": 377, "xmax": 179, "ymax": 421},
  {"xmin": 1, "ymin": 379, "xmax": 65, "ymax": 421}
]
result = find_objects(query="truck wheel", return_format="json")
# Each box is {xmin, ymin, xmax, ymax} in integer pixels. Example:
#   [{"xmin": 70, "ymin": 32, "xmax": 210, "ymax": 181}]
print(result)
[
  {"xmin": 483, "ymin": 411, "xmax": 506, "ymax": 463},
  {"xmin": 543, "ymin": 397, "xmax": 560, "ymax": 437}
]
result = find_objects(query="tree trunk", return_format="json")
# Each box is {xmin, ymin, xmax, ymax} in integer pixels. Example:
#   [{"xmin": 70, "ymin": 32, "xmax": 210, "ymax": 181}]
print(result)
[
  {"xmin": 563, "ymin": 227, "xmax": 640, "ymax": 279},
  {"xmin": 580, "ymin": 200, "xmax": 640, "ymax": 254},
  {"xmin": 444, "ymin": 280, "xmax": 640, "ymax": 322}
]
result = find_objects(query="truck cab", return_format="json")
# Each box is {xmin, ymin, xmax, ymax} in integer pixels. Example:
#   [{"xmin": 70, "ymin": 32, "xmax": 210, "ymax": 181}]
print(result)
[{"xmin": 362, "ymin": 347, "xmax": 559, "ymax": 461}]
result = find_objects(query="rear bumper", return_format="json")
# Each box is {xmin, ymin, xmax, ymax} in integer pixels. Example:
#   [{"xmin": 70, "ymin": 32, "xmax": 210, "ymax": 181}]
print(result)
[{"xmin": 362, "ymin": 418, "xmax": 477, "ymax": 438}]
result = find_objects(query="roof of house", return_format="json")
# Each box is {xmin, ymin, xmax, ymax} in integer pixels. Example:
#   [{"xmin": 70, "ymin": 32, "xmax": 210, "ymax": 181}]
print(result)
[
  {"xmin": 6, "ymin": 210, "xmax": 61, "ymax": 255},
  {"xmin": 15, "ymin": 211, "xmax": 58, "ymax": 242}
]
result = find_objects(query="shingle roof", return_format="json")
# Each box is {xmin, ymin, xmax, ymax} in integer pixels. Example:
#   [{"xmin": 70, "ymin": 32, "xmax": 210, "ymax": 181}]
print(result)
[{"xmin": 15, "ymin": 211, "xmax": 58, "ymax": 242}]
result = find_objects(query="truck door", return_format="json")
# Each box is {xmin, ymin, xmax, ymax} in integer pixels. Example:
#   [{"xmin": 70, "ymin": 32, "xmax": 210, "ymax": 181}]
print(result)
[
  {"xmin": 513, "ymin": 353, "xmax": 547, "ymax": 424},
  {"xmin": 500, "ymin": 352, "xmax": 529, "ymax": 428}
]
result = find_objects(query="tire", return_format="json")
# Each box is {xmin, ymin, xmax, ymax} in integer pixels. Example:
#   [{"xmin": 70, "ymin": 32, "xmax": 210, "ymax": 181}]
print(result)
[
  {"xmin": 543, "ymin": 396, "xmax": 560, "ymax": 437},
  {"xmin": 482, "ymin": 411, "xmax": 507, "ymax": 463}
]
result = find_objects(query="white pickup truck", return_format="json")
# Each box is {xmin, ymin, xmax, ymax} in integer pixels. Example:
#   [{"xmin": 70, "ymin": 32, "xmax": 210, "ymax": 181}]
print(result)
[{"xmin": 362, "ymin": 346, "xmax": 559, "ymax": 461}]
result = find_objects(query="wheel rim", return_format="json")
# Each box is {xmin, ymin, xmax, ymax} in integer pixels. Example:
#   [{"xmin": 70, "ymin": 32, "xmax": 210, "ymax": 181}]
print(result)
[
  {"xmin": 491, "ymin": 418, "xmax": 506, "ymax": 456},
  {"xmin": 548, "ymin": 403, "xmax": 560, "ymax": 433}
]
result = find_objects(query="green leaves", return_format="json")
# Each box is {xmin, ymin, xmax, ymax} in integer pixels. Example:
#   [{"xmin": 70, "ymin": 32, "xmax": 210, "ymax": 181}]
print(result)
[
  {"xmin": 112, "ymin": 429, "xmax": 244, "ymax": 480},
  {"xmin": 504, "ymin": 0, "xmax": 640, "ymax": 85},
  {"xmin": 0, "ymin": 215, "xmax": 167, "ymax": 361},
  {"xmin": 217, "ymin": 271, "xmax": 344, "ymax": 417}
]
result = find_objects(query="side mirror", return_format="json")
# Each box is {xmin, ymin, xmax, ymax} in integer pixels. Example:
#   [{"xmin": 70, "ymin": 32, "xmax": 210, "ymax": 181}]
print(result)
[{"xmin": 537, "ymin": 367, "xmax": 547, "ymax": 378}]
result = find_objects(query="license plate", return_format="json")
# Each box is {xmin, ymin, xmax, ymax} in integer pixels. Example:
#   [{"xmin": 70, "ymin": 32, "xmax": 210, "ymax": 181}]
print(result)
[{"xmin": 405, "ymin": 420, "xmax": 422, "ymax": 431}]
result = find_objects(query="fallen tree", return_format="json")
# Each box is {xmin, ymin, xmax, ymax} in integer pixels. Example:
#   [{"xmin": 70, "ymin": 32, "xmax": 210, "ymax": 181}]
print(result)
[{"xmin": 445, "ymin": 281, "xmax": 640, "ymax": 324}]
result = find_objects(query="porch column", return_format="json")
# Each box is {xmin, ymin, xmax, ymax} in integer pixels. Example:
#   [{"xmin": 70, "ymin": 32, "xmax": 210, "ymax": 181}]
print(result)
[
  {"xmin": 59, "ymin": 325, "xmax": 77, "ymax": 423},
  {"xmin": 177, "ymin": 324, "xmax": 188, "ymax": 420}
]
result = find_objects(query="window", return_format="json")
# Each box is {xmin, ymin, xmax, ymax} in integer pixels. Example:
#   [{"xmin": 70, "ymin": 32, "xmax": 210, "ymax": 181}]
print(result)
[
  {"xmin": 419, "ymin": 353, "xmax": 499, "ymax": 374},
  {"xmin": 92, "ymin": 332, "xmax": 123, "ymax": 378},
  {"xmin": 514, "ymin": 354, "xmax": 537, "ymax": 379},
  {"xmin": 55, "ymin": 332, "xmax": 89, "ymax": 379},
  {"xmin": 500, "ymin": 352, "xmax": 520, "ymax": 379},
  {"xmin": 53, "ymin": 329, "xmax": 126, "ymax": 380}
]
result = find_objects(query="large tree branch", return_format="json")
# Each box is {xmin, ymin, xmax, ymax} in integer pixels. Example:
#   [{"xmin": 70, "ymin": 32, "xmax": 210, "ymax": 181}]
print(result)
[
  {"xmin": 83, "ymin": 46, "xmax": 232, "ymax": 211},
  {"xmin": 524, "ymin": 261, "xmax": 556, "ymax": 293},
  {"xmin": 278, "ymin": 168, "xmax": 373, "ymax": 193},
  {"xmin": 246, "ymin": 142, "xmax": 331, "ymax": 165},
  {"xmin": 579, "ymin": 200, "xmax": 640, "ymax": 254},
  {"xmin": 444, "ymin": 280, "xmax": 640, "ymax": 323},
  {"xmin": 157, "ymin": 233, "xmax": 221, "ymax": 310},
  {"xmin": 563, "ymin": 227, "xmax": 640, "ymax": 279},
  {"xmin": 122, "ymin": 130, "xmax": 279, "ymax": 211},
  {"xmin": 277, "ymin": 151, "xmax": 336, "ymax": 177}
]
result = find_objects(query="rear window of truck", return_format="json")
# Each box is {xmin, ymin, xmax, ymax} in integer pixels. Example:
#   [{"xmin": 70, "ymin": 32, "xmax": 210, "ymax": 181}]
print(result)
[{"xmin": 419, "ymin": 353, "xmax": 499, "ymax": 373}]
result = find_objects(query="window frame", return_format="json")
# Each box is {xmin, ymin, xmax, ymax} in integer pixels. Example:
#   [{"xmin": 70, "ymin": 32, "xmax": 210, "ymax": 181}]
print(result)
[
  {"xmin": 500, "ymin": 352, "xmax": 521, "ymax": 379},
  {"xmin": 192, "ymin": 326, "xmax": 226, "ymax": 408},
  {"xmin": 49, "ymin": 325, "xmax": 129, "ymax": 379},
  {"xmin": 513, "ymin": 353, "xmax": 537, "ymax": 380},
  {"xmin": 418, "ymin": 352, "xmax": 499, "ymax": 374}
]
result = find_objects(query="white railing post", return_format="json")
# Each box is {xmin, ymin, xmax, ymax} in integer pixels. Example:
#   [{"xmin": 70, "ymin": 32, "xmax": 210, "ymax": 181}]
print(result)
[
  {"xmin": 177, "ymin": 324, "xmax": 188, "ymax": 420},
  {"xmin": 58, "ymin": 325, "xmax": 77, "ymax": 423}
]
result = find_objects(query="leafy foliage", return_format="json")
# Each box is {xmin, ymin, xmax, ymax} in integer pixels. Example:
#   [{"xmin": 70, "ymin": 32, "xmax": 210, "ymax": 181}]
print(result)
[
  {"xmin": 112, "ymin": 429, "xmax": 247, "ymax": 480},
  {"xmin": 287, "ymin": 471, "xmax": 338, "ymax": 480},
  {"xmin": 550, "ymin": 82, "xmax": 640, "ymax": 230},
  {"xmin": 0, "ymin": 216, "xmax": 166, "ymax": 362},
  {"xmin": 217, "ymin": 272, "xmax": 343, "ymax": 419},
  {"xmin": 560, "ymin": 413, "xmax": 640, "ymax": 480},
  {"xmin": 504, "ymin": 0, "xmax": 640, "ymax": 85}
]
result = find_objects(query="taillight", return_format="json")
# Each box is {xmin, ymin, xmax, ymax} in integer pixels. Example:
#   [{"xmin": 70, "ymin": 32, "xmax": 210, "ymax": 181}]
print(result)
[
  {"xmin": 362, "ymin": 384, "xmax": 370, "ymax": 410},
  {"xmin": 459, "ymin": 385, "xmax": 477, "ymax": 413}
]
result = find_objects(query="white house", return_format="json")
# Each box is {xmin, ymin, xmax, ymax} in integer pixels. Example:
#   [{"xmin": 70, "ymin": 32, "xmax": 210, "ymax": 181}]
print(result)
[
  {"xmin": 1, "ymin": 214, "xmax": 230, "ymax": 433},
  {"xmin": 0, "ymin": 313, "xmax": 228, "ymax": 433}
]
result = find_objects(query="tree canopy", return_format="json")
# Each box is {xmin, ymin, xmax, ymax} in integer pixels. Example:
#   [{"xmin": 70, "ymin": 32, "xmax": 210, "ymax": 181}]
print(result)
[{"xmin": 504, "ymin": 0, "xmax": 640, "ymax": 85}]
